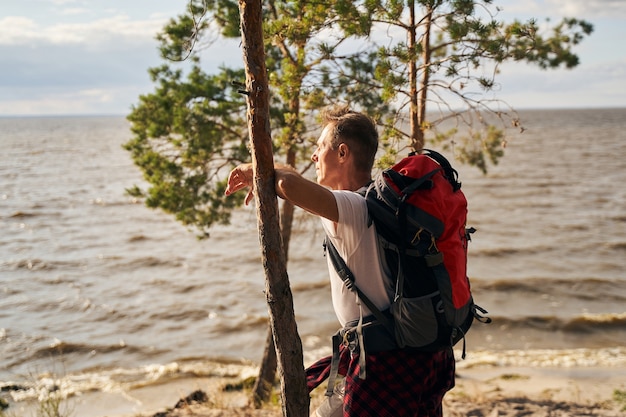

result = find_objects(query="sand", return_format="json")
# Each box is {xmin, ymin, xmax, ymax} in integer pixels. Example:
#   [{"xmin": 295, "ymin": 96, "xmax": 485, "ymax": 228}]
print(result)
[{"xmin": 98, "ymin": 364, "xmax": 626, "ymax": 417}]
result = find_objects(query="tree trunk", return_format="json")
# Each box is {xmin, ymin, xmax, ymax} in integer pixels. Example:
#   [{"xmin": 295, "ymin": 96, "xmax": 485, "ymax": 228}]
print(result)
[
  {"xmin": 408, "ymin": 0, "xmax": 421, "ymax": 151},
  {"xmin": 408, "ymin": 0, "xmax": 432, "ymax": 152},
  {"xmin": 414, "ymin": 3, "xmax": 433, "ymax": 152},
  {"xmin": 251, "ymin": 326, "xmax": 278, "ymax": 408},
  {"xmin": 279, "ymin": 148, "xmax": 297, "ymax": 258},
  {"xmin": 251, "ymin": 147, "xmax": 297, "ymax": 407},
  {"xmin": 237, "ymin": 1, "xmax": 309, "ymax": 416}
]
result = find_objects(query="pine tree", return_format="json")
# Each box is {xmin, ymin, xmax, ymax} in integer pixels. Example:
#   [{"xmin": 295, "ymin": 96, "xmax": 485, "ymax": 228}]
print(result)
[{"xmin": 125, "ymin": 0, "xmax": 592, "ymax": 409}]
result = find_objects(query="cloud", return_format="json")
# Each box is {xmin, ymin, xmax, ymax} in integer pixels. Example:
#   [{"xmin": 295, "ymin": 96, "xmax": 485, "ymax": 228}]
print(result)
[
  {"xmin": 492, "ymin": 53, "xmax": 626, "ymax": 109},
  {"xmin": 1, "ymin": 0, "xmax": 623, "ymax": 116},
  {"xmin": 0, "ymin": 85, "xmax": 143, "ymax": 116},
  {"xmin": 497, "ymin": 0, "xmax": 626, "ymax": 19},
  {"xmin": 0, "ymin": 39, "xmax": 159, "ymax": 86},
  {"xmin": 0, "ymin": 17, "xmax": 38, "ymax": 45},
  {"xmin": 59, "ymin": 8, "xmax": 91, "ymax": 16},
  {"xmin": 0, "ymin": 9, "xmax": 170, "ymax": 92},
  {"xmin": 0, "ymin": 14, "xmax": 168, "ymax": 48},
  {"xmin": 551, "ymin": 0, "xmax": 626, "ymax": 18},
  {"xmin": 51, "ymin": 0, "xmax": 80, "ymax": 5}
]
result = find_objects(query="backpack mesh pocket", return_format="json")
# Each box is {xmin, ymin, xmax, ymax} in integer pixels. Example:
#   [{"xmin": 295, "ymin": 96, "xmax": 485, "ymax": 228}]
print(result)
[{"xmin": 391, "ymin": 292, "xmax": 439, "ymax": 348}]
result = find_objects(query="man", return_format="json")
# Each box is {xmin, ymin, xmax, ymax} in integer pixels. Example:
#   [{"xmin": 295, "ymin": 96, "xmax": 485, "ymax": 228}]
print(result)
[{"xmin": 225, "ymin": 106, "xmax": 455, "ymax": 417}]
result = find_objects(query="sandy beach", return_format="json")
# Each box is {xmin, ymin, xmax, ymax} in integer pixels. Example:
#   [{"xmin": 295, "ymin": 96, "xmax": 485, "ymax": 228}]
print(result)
[
  {"xmin": 142, "ymin": 367, "xmax": 626, "ymax": 417},
  {"xmin": 49, "ymin": 362, "xmax": 624, "ymax": 417}
]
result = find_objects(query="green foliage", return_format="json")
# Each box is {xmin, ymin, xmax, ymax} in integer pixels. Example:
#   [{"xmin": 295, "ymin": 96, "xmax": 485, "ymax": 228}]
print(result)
[
  {"xmin": 125, "ymin": 63, "xmax": 248, "ymax": 236},
  {"xmin": 157, "ymin": 0, "xmax": 242, "ymax": 61},
  {"xmin": 506, "ymin": 18, "xmax": 594, "ymax": 69},
  {"xmin": 361, "ymin": 0, "xmax": 592, "ymax": 170},
  {"xmin": 126, "ymin": 0, "xmax": 593, "ymax": 235},
  {"xmin": 157, "ymin": 14, "xmax": 207, "ymax": 61},
  {"xmin": 448, "ymin": 125, "xmax": 505, "ymax": 174},
  {"xmin": 126, "ymin": 0, "xmax": 389, "ymax": 237},
  {"xmin": 614, "ymin": 389, "xmax": 626, "ymax": 411}
]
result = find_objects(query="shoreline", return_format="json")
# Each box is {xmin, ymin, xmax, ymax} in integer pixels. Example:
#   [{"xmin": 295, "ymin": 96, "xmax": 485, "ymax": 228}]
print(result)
[
  {"xmin": 3, "ymin": 347, "xmax": 626, "ymax": 416},
  {"xmin": 9, "ymin": 363, "xmax": 621, "ymax": 417}
]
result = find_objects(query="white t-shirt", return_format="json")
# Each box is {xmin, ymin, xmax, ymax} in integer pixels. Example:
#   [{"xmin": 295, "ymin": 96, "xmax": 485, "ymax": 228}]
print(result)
[{"xmin": 321, "ymin": 190, "xmax": 393, "ymax": 326}]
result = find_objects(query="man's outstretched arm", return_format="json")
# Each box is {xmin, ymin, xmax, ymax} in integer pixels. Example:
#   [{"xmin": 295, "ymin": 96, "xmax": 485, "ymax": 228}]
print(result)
[{"xmin": 225, "ymin": 163, "xmax": 338, "ymax": 222}]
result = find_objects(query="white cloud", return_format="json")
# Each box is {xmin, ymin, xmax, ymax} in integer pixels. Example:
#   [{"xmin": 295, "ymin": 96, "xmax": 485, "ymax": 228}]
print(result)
[
  {"xmin": 497, "ymin": 0, "xmax": 626, "ymax": 19},
  {"xmin": 51, "ymin": 0, "xmax": 80, "ymax": 5},
  {"xmin": 550, "ymin": 0, "xmax": 626, "ymax": 18},
  {"xmin": 59, "ymin": 8, "xmax": 90, "ymax": 16},
  {"xmin": 0, "ymin": 14, "xmax": 167, "ymax": 47},
  {"xmin": 1, "ymin": 0, "xmax": 623, "ymax": 116},
  {"xmin": 0, "ymin": 86, "xmax": 141, "ymax": 115},
  {"xmin": 492, "ymin": 53, "xmax": 626, "ymax": 109},
  {"xmin": 0, "ymin": 17, "xmax": 39, "ymax": 45}
]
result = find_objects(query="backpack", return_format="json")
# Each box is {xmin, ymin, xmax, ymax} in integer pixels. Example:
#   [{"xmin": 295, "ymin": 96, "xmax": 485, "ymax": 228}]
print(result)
[{"xmin": 325, "ymin": 149, "xmax": 490, "ymax": 357}]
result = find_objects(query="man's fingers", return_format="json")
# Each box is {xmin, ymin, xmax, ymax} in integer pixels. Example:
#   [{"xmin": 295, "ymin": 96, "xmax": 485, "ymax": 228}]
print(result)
[
  {"xmin": 225, "ymin": 168, "xmax": 246, "ymax": 195},
  {"xmin": 245, "ymin": 189, "xmax": 254, "ymax": 205},
  {"xmin": 224, "ymin": 164, "xmax": 255, "ymax": 203}
]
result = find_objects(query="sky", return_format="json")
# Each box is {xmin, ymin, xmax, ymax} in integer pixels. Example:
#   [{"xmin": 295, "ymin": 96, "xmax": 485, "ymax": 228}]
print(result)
[{"xmin": 1, "ymin": 0, "xmax": 625, "ymax": 116}]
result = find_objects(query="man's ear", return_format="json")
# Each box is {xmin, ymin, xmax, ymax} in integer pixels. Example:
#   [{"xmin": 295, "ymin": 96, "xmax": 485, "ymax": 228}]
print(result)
[{"xmin": 338, "ymin": 143, "xmax": 348, "ymax": 159}]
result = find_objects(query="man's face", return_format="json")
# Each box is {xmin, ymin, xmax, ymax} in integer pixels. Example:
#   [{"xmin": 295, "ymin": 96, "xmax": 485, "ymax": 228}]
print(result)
[{"xmin": 311, "ymin": 124, "xmax": 341, "ymax": 189}]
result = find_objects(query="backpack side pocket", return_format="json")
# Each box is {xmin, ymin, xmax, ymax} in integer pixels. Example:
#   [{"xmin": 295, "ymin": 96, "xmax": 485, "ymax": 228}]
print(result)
[{"xmin": 390, "ymin": 292, "xmax": 439, "ymax": 348}]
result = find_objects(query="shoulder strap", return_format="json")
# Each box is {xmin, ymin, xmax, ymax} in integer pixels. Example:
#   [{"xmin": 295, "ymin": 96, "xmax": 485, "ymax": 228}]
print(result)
[
  {"xmin": 324, "ymin": 237, "xmax": 393, "ymax": 330},
  {"xmin": 417, "ymin": 149, "xmax": 462, "ymax": 191}
]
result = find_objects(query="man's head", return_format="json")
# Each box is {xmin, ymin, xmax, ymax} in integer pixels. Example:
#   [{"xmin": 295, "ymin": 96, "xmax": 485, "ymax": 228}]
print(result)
[
  {"xmin": 311, "ymin": 106, "xmax": 378, "ymax": 189},
  {"xmin": 321, "ymin": 106, "xmax": 378, "ymax": 173}
]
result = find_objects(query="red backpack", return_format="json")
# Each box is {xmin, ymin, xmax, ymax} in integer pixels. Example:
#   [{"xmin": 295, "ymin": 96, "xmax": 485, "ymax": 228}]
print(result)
[{"xmin": 326, "ymin": 149, "xmax": 490, "ymax": 356}]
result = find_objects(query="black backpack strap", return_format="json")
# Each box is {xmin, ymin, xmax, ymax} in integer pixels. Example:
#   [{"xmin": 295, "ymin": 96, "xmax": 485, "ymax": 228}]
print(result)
[
  {"xmin": 385, "ymin": 167, "xmax": 441, "ymax": 197},
  {"xmin": 473, "ymin": 304, "xmax": 492, "ymax": 324},
  {"xmin": 324, "ymin": 237, "xmax": 395, "ymax": 392},
  {"xmin": 368, "ymin": 173, "xmax": 445, "ymax": 239},
  {"xmin": 415, "ymin": 149, "xmax": 462, "ymax": 192},
  {"xmin": 324, "ymin": 237, "xmax": 393, "ymax": 331}
]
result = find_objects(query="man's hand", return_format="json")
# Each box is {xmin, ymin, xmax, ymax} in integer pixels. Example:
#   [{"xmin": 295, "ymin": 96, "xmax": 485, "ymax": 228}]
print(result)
[
  {"xmin": 226, "ymin": 162, "xmax": 338, "ymax": 221},
  {"xmin": 225, "ymin": 163, "xmax": 255, "ymax": 205}
]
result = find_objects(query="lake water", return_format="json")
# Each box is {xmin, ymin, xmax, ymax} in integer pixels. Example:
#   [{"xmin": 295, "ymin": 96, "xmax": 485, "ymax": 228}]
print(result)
[{"xmin": 1, "ymin": 108, "xmax": 625, "ymax": 413}]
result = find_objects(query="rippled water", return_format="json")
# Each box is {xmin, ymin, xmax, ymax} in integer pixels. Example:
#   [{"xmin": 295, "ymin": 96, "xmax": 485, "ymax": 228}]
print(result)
[{"xmin": 1, "ymin": 109, "xmax": 625, "ymax": 408}]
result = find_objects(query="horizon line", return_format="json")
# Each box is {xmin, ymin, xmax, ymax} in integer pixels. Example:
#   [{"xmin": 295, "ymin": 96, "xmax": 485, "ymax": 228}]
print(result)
[{"xmin": 1, "ymin": 104, "xmax": 624, "ymax": 119}]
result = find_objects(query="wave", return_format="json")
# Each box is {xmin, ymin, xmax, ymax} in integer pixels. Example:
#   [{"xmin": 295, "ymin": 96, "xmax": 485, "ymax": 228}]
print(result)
[
  {"xmin": 1, "ymin": 358, "xmax": 259, "ymax": 403},
  {"xmin": 148, "ymin": 308, "xmax": 214, "ymax": 322},
  {"xmin": 472, "ymin": 245, "xmax": 554, "ymax": 257},
  {"xmin": 208, "ymin": 314, "xmax": 269, "ymax": 335},
  {"xmin": 606, "ymin": 241, "xmax": 626, "ymax": 250},
  {"xmin": 291, "ymin": 280, "xmax": 329, "ymax": 292},
  {"xmin": 4, "ymin": 209, "xmax": 65, "ymax": 220},
  {"xmin": 478, "ymin": 312, "xmax": 626, "ymax": 334},
  {"xmin": 5, "ymin": 340, "xmax": 141, "ymax": 370},
  {"xmin": 170, "ymin": 283, "xmax": 207, "ymax": 294},
  {"xmin": 37, "ymin": 340, "xmax": 129, "ymax": 357},
  {"xmin": 0, "ymin": 258, "xmax": 85, "ymax": 272},
  {"xmin": 127, "ymin": 234, "xmax": 149, "ymax": 242},
  {"xmin": 457, "ymin": 346, "xmax": 626, "ymax": 369},
  {"xmin": 472, "ymin": 276, "xmax": 626, "ymax": 301},
  {"xmin": 564, "ymin": 312, "xmax": 626, "ymax": 332},
  {"xmin": 470, "ymin": 236, "xmax": 626, "ymax": 258},
  {"xmin": 108, "ymin": 256, "xmax": 186, "ymax": 270},
  {"xmin": 7, "ymin": 211, "xmax": 37, "ymax": 218},
  {"xmin": 3, "ymin": 347, "xmax": 625, "ymax": 405}
]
